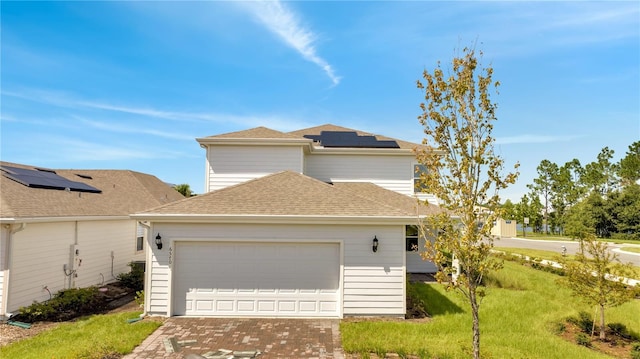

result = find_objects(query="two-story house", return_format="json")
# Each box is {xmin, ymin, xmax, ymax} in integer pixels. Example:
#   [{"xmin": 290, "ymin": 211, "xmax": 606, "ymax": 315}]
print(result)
[{"xmin": 133, "ymin": 124, "xmax": 441, "ymax": 319}]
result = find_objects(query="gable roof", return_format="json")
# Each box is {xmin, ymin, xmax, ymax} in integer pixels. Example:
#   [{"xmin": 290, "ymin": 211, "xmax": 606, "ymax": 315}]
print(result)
[
  {"xmin": 197, "ymin": 123, "xmax": 427, "ymax": 153},
  {"xmin": 133, "ymin": 171, "xmax": 441, "ymax": 223},
  {"xmin": 201, "ymin": 126, "xmax": 304, "ymax": 140},
  {"xmin": 0, "ymin": 161, "xmax": 185, "ymax": 220}
]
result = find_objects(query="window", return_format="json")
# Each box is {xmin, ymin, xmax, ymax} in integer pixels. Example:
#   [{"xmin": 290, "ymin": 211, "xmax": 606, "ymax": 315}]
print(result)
[
  {"xmin": 406, "ymin": 225, "xmax": 419, "ymax": 252},
  {"xmin": 414, "ymin": 164, "xmax": 428, "ymax": 193},
  {"xmin": 136, "ymin": 236, "xmax": 144, "ymax": 252}
]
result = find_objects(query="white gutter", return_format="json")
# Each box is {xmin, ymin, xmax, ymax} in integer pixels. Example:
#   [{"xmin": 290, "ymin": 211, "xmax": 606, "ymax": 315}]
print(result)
[
  {"xmin": 130, "ymin": 214, "xmax": 423, "ymax": 225},
  {"xmin": 196, "ymin": 138, "xmax": 313, "ymax": 147},
  {"xmin": 0, "ymin": 216, "xmax": 129, "ymax": 224}
]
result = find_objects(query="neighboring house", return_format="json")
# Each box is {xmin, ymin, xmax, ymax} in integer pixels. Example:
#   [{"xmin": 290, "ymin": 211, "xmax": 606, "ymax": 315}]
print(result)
[
  {"xmin": 0, "ymin": 162, "xmax": 184, "ymax": 318},
  {"xmin": 133, "ymin": 124, "xmax": 443, "ymax": 319}
]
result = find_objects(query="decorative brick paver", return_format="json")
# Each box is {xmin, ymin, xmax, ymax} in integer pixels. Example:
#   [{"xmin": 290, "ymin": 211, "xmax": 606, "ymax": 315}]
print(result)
[{"xmin": 123, "ymin": 318, "xmax": 344, "ymax": 359}]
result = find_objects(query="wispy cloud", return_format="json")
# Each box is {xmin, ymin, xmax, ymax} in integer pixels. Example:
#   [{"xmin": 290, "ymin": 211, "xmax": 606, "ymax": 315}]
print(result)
[
  {"xmin": 76, "ymin": 117, "xmax": 196, "ymax": 141},
  {"xmin": 496, "ymin": 134, "xmax": 583, "ymax": 145},
  {"xmin": 38, "ymin": 136, "xmax": 189, "ymax": 162},
  {"xmin": 2, "ymin": 88, "xmax": 314, "ymax": 132},
  {"xmin": 237, "ymin": 0, "xmax": 341, "ymax": 86}
]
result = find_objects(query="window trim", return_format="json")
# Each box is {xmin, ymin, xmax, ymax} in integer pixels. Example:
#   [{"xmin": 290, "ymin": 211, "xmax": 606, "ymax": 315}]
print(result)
[
  {"xmin": 413, "ymin": 164, "xmax": 428, "ymax": 193},
  {"xmin": 406, "ymin": 225, "xmax": 419, "ymax": 252}
]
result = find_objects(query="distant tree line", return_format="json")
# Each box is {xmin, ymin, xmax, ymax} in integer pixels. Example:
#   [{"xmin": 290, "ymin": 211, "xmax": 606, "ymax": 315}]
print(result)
[{"xmin": 501, "ymin": 141, "xmax": 640, "ymax": 240}]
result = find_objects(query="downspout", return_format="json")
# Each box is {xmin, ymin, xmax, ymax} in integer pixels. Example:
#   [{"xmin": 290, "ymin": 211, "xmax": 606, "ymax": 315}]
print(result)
[
  {"xmin": 137, "ymin": 221, "xmax": 151, "ymax": 318},
  {"xmin": 3, "ymin": 223, "xmax": 26, "ymax": 318}
]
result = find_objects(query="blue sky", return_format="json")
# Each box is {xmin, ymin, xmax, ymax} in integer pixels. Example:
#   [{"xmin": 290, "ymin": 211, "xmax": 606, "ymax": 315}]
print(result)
[{"xmin": 1, "ymin": 1, "xmax": 638, "ymax": 202}]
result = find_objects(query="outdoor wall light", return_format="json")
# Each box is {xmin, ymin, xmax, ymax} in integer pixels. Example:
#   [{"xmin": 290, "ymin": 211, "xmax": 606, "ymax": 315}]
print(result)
[
  {"xmin": 155, "ymin": 233, "xmax": 163, "ymax": 250},
  {"xmin": 372, "ymin": 236, "xmax": 379, "ymax": 253}
]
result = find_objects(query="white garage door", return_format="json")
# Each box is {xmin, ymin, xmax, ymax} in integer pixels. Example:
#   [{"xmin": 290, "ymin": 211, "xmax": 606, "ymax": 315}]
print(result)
[{"xmin": 173, "ymin": 242, "xmax": 340, "ymax": 317}]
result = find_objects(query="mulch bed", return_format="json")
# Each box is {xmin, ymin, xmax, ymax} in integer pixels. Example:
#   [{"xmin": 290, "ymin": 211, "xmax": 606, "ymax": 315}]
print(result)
[
  {"xmin": 0, "ymin": 282, "xmax": 140, "ymax": 347},
  {"xmin": 559, "ymin": 321, "xmax": 639, "ymax": 358}
]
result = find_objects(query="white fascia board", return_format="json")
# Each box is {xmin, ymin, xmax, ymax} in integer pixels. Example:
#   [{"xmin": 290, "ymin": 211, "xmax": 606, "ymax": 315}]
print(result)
[
  {"xmin": 196, "ymin": 138, "xmax": 313, "ymax": 147},
  {"xmin": 0, "ymin": 216, "xmax": 130, "ymax": 224},
  {"xmin": 130, "ymin": 214, "xmax": 424, "ymax": 225}
]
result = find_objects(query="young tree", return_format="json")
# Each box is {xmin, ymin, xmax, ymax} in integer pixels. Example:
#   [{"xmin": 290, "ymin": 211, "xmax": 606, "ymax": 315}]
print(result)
[
  {"xmin": 560, "ymin": 236, "xmax": 636, "ymax": 340},
  {"xmin": 416, "ymin": 46, "xmax": 519, "ymax": 359}
]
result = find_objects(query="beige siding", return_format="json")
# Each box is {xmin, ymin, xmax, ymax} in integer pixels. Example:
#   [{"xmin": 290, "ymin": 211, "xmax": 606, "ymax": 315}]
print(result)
[
  {"xmin": 74, "ymin": 220, "xmax": 139, "ymax": 288},
  {"xmin": 6, "ymin": 220, "xmax": 143, "ymax": 314},
  {"xmin": 206, "ymin": 146, "xmax": 304, "ymax": 192},
  {"xmin": 147, "ymin": 223, "xmax": 406, "ymax": 317},
  {"xmin": 305, "ymin": 154, "xmax": 414, "ymax": 195},
  {"xmin": 8, "ymin": 222, "xmax": 75, "ymax": 312}
]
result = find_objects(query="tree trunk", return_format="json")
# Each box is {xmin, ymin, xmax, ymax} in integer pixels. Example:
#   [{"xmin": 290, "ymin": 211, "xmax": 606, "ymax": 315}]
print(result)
[
  {"xmin": 470, "ymin": 287, "xmax": 481, "ymax": 359},
  {"xmin": 599, "ymin": 304, "xmax": 606, "ymax": 340}
]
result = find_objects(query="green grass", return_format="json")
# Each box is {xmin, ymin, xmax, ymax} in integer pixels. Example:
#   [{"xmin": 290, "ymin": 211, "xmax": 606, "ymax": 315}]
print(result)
[
  {"xmin": 621, "ymin": 246, "xmax": 640, "ymax": 254},
  {"xmin": 516, "ymin": 232, "xmax": 640, "ymax": 246},
  {"xmin": 516, "ymin": 232, "xmax": 572, "ymax": 241},
  {"xmin": 341, "ymin": 261, "xmax": 640, "ymax": 359},
  {"xmin": 493, "ymin": 247, "xmax": 571, "ymax": 262},
  {"xmin": 0, "ymin": 311, "xmax": 161, "ymax": 359},
  {"xmin": 495, "ymin": 247, "xmax": 640, "ymax": 277}
]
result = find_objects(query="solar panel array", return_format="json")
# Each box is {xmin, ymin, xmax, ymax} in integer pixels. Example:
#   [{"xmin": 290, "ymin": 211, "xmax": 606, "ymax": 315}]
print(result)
[
  {"xmin": 1, "ymin": 165, "xmax": 102, "ymax": 193},
  {"xmin": 304, "ymin": 131, "xmax": 400, "ymax": 149}
]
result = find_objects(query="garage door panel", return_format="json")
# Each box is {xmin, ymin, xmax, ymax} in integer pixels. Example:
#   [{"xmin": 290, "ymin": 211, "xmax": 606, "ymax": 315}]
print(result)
[{"xmin": 173, "ymin": 242, "xmax": 340, "ymax": 317}]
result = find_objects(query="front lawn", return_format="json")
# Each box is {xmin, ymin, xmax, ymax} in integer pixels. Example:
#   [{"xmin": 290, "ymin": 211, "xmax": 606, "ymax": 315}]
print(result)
[
  {"xmin": 0, "ymin": 311, "xmax": 161, "ymax": 359},
  {"xmin": 341, "ymin": 261, "xmax": 640, "ymax": 358},
  {"xmin": 621, "ymin": 247, "xmax": 640, "ymax": 254}
]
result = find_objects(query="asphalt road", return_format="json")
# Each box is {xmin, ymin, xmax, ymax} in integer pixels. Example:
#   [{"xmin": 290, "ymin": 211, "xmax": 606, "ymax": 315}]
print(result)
[{"xmin": 494, "ymin": 236, "xmax": 640, "ymax": 267}]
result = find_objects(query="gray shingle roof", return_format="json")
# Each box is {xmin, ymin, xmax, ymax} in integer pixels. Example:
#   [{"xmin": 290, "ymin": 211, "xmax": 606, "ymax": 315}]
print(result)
[
  {"xmin": 332, "ymin": 182, "xmax": 442, "ymax": 217},
  {"xmin": 135, "ymin": 171, "xmax": 440, "ymax": 219},
  {"xmin": 201, "ymin": 126, "xmax": 305, "ymax": 140},
  {"xmin": 0, "ymin": 161, "xmax": 185, "ymax": 219},
  {"xmin": 199, "ymin": 124, "xmax": 426, "ymax": 152}
]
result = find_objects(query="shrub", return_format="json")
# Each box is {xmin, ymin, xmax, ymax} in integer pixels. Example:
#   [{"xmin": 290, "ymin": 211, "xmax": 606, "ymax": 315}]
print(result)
[
  {"xmin": 117, "ymin": 262, "xmax": 144, "ymax": 291},
  {"xmin": 552, "ymin": 321, "xmax": 566, "ymax": 335},
  {"xmin": 631, "ymin": 342, "xmax": 640, "ymax": 359},
  {"xmin": 16, "ymin": 287, "xmax": 103, "ymax": 323},
  {"xmin": 134, "ymin": 290, "xmax": 144, "ymax": 308},
  {"xmin": 607, "ymin": 322, "xmax": 639, "ymax": 340},
  {"xmin": 575, "ymin": 333, "xmax": 591, "ymax": 347},
  {"xmin": 569, "ymin": 311, "xmax": 595, "ymax": 334}
]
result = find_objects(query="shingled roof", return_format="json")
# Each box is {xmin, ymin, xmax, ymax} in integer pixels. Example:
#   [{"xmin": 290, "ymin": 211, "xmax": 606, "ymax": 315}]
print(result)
[
  {"xmin": 197, "ymin": 124, "xmax": 425, "ymax": 152},
  {"xmin": 332, "ymin": 182, "xmax": 442, "ymax": 217},
  {"xmin": 200, "ymin": 126, "xmax": 306, "ymax": 140},
  {"xmin": 134, "ymin": 171, "xmax": 440, "ymax": 220},
  {"xmin": 289, "ymin": 124, "xmax": 423, "ymax": 151},
  {"xmin": 0, "ymin": 162, "xmax": 184, "ymax": 220}
]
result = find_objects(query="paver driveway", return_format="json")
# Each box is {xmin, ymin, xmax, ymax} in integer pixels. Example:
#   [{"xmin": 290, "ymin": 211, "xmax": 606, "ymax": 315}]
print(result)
[{"xmin": 123, "ymin": 317, "xmax": 344, "ymax": 359}]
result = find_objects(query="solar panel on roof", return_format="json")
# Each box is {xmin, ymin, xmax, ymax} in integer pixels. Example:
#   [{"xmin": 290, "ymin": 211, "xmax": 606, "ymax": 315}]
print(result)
[
  {"xmin": 1, "ymin": 165, "xmax": 102, "ymax": 193},
  {"xmin": 303, "ymin": 131, "xmax": 400, "ymax": 149}
]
